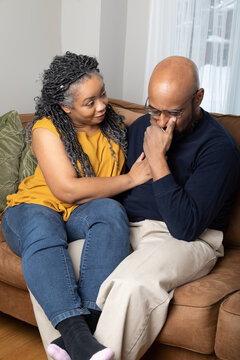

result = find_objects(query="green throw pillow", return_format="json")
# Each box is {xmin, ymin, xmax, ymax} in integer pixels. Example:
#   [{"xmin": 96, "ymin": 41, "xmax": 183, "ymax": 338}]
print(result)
[
  {"xmin": 18, "ymin": 140, "xmax": 37, "ymax": 184},
  {"xmin": 0, "ymin": 110, "xmax": 25, "ymax": 212}
]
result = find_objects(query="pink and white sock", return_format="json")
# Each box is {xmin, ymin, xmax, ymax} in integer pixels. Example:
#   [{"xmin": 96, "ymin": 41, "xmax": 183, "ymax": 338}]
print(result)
[
  {"xmin": 47, "ymin": 344, "xmax": 114, "ymax": 360},
  {"xmin": 47, "ymin": 344, "xmax": 71, "ymax": 360},
  {"xmin": 90, "ymin": 348, "xmax": 114, "ymax": 360}
]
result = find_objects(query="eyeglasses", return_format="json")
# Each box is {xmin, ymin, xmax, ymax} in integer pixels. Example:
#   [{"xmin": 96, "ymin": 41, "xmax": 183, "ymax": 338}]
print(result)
[{"xmin": 144, "ymin": 90, "xmax": 199, "ymax": 119}]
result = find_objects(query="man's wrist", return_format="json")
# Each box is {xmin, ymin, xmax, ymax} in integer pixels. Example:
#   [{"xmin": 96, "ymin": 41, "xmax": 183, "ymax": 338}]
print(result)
[{"xmin": 148, "ymin": 155, "xmax": 170, "ymax": 181}]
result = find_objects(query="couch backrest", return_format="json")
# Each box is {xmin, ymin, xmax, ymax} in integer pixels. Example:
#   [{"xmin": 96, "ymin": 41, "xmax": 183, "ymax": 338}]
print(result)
[
  {"xmin": 19, "ymin": 113, "xmax": 34, "ymax": 126},
  {"xmin": 19, "ymin": 103, "xmax": 240, "ymax": 248},
  {"xmin": 211, "ymin": 113, "xmax": 240, "ymax": 248}
]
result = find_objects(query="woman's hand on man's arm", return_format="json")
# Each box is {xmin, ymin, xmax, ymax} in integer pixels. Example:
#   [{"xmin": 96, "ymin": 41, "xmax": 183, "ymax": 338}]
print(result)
[{"xmin": 32, "ymin": 128, "xmax": 152, "ymax": 205}]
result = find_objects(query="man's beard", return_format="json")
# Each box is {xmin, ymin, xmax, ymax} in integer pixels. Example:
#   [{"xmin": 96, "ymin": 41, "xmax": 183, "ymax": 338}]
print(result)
[{"xmin": 172, "ymin": 107, "xmax": 201, "ymax": 143}]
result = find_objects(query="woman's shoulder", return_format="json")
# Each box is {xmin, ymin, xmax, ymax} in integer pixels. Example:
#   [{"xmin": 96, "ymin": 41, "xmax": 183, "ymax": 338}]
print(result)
[{"xmin": 32, "ymin": 117, "xmax": 59, "ymax": 136}]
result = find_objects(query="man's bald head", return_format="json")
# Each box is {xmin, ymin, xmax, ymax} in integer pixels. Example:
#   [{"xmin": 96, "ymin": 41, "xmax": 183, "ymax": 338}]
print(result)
[
  {"xmin": 147, "ymin": 56, "xmax": 204, "ymax": 133},
  {"xmin": 149, "ymin": 56, "xmax": 200, "ymax": 105}
]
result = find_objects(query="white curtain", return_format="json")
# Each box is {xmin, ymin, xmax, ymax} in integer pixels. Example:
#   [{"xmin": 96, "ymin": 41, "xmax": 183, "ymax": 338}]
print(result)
[{"xmin": 144, "ymin": 0, "xmax": 240, "ymax": 114}]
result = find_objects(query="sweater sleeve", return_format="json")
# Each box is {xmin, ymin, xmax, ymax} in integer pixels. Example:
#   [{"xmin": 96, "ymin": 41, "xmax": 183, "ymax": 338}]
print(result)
[{"xmin": 152, "ymin": 144, "xmax": 240, "ymax": 241}]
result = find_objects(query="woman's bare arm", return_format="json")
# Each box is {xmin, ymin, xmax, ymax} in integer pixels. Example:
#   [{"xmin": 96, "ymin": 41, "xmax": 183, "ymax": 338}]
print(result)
[{"xmin": 32, "ymin": 128, "xmax": 152, "ymax": 204}]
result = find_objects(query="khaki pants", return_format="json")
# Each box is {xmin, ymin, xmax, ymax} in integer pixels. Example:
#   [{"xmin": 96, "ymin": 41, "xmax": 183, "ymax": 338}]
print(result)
[
  {"xmin": 30, "ymin": 221, "xmax": 223, "ymax": 360},
  {"xmin": 94, "ymin": 220, "xmax": 224, "ymax": 360}
]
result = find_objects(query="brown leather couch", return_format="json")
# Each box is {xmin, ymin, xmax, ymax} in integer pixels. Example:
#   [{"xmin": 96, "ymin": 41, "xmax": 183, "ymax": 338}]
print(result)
[{"xmin": 0, "ymin": 99, "xmax": 239, "ymax": 360}]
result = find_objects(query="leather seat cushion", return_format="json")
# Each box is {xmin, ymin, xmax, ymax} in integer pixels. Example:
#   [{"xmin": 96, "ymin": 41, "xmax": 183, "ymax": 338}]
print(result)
[
  {"xmin": 0, "ymin": 226, "xmax": 26, "ymax": 290},
  {"xmin": 157, "ymin": 248, "xmax": 240, "ymax": 354}
]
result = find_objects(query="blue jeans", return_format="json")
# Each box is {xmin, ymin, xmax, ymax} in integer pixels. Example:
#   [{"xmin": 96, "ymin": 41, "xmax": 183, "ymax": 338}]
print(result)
[{"xmin": 2, "ymin": 198, "xmax": 130, "ymax": 327}]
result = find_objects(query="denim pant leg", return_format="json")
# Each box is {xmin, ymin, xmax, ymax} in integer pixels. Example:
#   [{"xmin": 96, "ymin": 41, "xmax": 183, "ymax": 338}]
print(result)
[
  {"xmin": 2, "ymin": 204, "xmax": 89, "ymax": 327},
  {"xmin": 66, "ymin": 198, "xmax": 130, "ymax": 311}
]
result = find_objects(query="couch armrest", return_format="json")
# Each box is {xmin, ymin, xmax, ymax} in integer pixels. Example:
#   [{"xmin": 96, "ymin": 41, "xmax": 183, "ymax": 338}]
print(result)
[{"xmin": 215, "ymin": 291, "xmax": 240, "ymax": 360}]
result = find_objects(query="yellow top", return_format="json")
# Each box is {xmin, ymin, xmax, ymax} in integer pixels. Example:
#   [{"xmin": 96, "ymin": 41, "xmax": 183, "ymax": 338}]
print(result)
[{"xmin": 6, "ymin": 117, "xmax": 125, "ymax": 221}]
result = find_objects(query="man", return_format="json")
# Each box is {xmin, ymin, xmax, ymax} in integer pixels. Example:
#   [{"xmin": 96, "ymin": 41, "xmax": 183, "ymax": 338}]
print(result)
[{"xmin": 94, "ymin": 56, "xmax": 240, "ymax": 360}]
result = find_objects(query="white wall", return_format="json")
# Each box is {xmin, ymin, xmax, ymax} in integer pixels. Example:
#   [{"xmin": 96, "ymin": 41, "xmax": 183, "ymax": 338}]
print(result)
[
  {"xmin": 0, "ymin": 0, "xmax": 61, "ymax": 114},
  {"xmin": 0, "ymin": 0, "xmax": 151, "ymax": 115},
  {"xmin": 61, "ymin": 0, "xmax": 150, "ymax": 104},
  {"xmin": 99, "ymin": 0, "xmax": 151, "ymax": 104},
  {"xmin": 99, "ymin": 0, "xmax": 128, "ymax": 100},
  {"xmin": 61, "ymin": 0, "xmax": 101, "ymax": 57},
  {"xmin": 122, "ymin": 0, "xmax": 150, "ymax": 104}
]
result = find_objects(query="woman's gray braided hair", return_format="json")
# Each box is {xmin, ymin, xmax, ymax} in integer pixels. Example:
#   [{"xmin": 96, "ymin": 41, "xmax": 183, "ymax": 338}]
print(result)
[{"xmin": 27, "ymin": 51, "xmax": 127, "ymax": 177}]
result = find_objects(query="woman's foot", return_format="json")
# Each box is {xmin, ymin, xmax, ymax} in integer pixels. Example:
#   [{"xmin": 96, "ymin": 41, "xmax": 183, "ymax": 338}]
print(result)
[
  {"xmin": 56, "ymin": 315, "xmax": 111, "ymax": 360},
  {"xmin": 90, "ymin": 348, "xmax": 114, "ymax": 360},
  {"xmin": 47, "ymin": 344, "xmax": 114, "ymax": 360},
  {"xmin": 47, "ymin": 343, "xmax": 71, "ymax": 360}
]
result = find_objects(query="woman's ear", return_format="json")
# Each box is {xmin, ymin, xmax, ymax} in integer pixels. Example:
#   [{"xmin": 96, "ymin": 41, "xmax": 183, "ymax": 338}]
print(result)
[
  {"xmin": 195, "ymin": 88, "xmax": 204, "ymax": 107},
  {"xmin": 60, "ymin": 104, "xmax": 71, "ymax": 114}
]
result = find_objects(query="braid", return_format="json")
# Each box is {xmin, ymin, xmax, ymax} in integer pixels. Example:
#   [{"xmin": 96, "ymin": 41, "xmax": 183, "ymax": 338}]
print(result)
[
  {"xmin": 27, "ymin": 52, "xmax": 127, "ymax": 177},
  {"xmin": 100, "ymin": 104, "xmax": 127, "ymax": 169}
]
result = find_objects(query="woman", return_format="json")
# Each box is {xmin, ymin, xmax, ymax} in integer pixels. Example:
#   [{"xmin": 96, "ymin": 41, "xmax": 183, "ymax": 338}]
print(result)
[{"xmin": 1, "ymin": 52, "xmax": 152, "ymax": 360}]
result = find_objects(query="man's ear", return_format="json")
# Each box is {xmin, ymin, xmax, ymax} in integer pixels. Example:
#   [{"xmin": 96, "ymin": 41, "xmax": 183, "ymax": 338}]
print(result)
[
  {"xmin": 60, "ymin": 104, "xmax": 71, "ymax": 114},
  {"xmin": 195, "ymin": 88, "xmax": 204, "ymax": 107}
]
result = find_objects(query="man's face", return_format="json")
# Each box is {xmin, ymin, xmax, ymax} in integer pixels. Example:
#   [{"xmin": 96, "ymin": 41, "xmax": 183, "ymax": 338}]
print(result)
[{"xmin": 147, "ymin": 88, "xmax": 199, "ymax": 134}]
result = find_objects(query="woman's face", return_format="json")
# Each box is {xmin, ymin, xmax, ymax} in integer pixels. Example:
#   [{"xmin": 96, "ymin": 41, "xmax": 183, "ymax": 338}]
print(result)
[{"xmin": 61, "ymin": 73, "xmax": 108, "ymax": 132}]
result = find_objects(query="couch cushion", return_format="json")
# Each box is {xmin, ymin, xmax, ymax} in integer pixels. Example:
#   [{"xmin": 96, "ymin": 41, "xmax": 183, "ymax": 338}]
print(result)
[
  {"xmin": 157, "ymin": 248, "xmax": 240, "ymax": 354},
  {"xmin": 0, "ymin": 226, "xmax": 26, "ymax": 290},
  {"xmin": 142, "ymin": 342, "xmax": 218, "ymax": 360},
  {"xmin": 215, "ymin": 291, "xmax": 240, "ymax": 360},
  {"xmin": 0, "ymin": 110, "xmax": 25, "ymax": 213}
]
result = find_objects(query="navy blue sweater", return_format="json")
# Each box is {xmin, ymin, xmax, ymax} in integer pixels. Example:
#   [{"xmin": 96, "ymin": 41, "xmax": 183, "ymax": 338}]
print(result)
[{"xmin": 122, "ymin": 110, "xmax": 240, "ymax": 242}]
